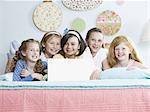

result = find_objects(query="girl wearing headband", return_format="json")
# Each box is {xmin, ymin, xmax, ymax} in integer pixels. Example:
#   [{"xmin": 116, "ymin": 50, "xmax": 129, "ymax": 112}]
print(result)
[
  {"xmin": 53, "ymin": 30, "xmax": 86, "ymax": 59},
  {"xmin": 40, "ymin": 31, "xmax": 62, "ymax": 61}
]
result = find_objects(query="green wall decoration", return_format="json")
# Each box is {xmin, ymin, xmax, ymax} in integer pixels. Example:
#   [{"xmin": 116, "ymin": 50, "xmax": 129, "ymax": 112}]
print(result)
[{"xmin": 71, "ymin": 18, "xmax": 86, "ymax": 32}]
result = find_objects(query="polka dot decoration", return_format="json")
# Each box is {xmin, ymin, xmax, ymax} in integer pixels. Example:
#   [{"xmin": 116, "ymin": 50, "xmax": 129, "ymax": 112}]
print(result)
[
  {"xmin": 33, "ymin": 1, "xmax": 63, "ymax": 32},
  {"xmin": 62, "ymin": 0, "xmax": 102, "ymax": 11}
]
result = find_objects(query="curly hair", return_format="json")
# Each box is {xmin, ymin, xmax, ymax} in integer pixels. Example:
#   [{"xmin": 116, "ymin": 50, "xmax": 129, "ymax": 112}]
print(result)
[{"xmin": 5, "ymin": 39, "xmax": 45, "ymax": 74}]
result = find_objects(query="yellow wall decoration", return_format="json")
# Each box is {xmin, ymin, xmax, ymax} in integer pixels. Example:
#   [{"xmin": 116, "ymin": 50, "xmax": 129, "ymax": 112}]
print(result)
[{"xmin": 33, "ymin": 1, "xmax": 63, "ymax": 32}]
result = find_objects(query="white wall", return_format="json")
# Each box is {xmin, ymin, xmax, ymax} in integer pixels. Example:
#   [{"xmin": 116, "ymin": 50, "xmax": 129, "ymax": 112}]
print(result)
[{"xmin": 0, "ymin": 0, "xmax": 149, "ymax": 74}]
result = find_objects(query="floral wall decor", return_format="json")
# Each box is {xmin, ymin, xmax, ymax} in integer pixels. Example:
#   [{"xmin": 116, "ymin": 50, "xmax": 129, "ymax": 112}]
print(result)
[{"xmin": 96, "ymin": 10, "xmax": 121, "ymax": 36}]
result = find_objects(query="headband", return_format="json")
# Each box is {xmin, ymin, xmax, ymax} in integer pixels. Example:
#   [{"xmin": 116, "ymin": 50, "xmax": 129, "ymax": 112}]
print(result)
[
  {"xmin": 67, "ymin": 31, "xmax": 81, "ymax": 41},
  {"xmin": 44, "ymin": 31, "xmax": 61, "ymax": 37}
]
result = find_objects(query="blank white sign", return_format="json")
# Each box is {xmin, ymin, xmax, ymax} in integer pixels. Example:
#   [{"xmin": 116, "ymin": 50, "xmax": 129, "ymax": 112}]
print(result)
[{"xmin": 48, "ymin": 59, "xmax": 95, "ymax": 81}]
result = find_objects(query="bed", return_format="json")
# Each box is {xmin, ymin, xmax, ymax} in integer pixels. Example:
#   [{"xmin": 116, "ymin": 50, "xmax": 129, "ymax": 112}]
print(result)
[{"xmin": 0, "ymin": 79, "xmax": 150, "ymax": 112}]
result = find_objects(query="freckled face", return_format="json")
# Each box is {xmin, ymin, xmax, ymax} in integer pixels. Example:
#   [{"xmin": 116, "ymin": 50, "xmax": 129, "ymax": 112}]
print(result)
[{"xmin": 115, "ymin": 42, "xmax": 131, "ymax": 62}]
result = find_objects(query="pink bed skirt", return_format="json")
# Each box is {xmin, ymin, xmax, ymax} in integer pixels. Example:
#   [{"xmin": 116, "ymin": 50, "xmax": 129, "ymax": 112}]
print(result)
[{"xmin": 0, "ymin": 88, "xmax": 150, "ymax": 112}]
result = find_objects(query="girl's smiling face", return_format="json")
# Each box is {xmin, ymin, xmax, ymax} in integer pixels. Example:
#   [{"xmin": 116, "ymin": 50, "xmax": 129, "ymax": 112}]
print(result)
[
  {"xmin": 44, "ymin": 36, "xmax": 61, "ymax": 56},
  {"xmin": 87, "ymin": 32, "xmax": 103, "ymax": 56},
  {"xmin": 115, "ymin": 42, "xmax": 131, "ymax": 62},
  {"xmin": 22, "ymin": 42, "xmax": 40, "ymax": 63},
  {"xmin": 63, "ymin": 36, "xmax": 80, "ymax": 58}
]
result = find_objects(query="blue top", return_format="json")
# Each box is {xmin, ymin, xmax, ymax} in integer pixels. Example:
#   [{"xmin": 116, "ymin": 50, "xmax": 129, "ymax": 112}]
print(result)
[{"xmin": 13, "ymin": 59, "xmax": 47, "ymax": 81}]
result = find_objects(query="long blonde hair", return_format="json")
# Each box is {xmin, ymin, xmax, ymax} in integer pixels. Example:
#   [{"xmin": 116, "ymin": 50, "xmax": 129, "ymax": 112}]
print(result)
[{"xmin": 107, "ymin": 35, "xmax": 142, "ymax": 67}]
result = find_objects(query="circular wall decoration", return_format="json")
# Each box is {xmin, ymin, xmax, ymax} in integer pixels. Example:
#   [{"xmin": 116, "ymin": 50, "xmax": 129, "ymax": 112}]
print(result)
[
  {"xmin": 71, "ymin": 18, "xmax": 86, "ymax": 32},
  {"xmin": 116, "ymin": 0, "xmax": 125, "ymax": 6},
  {"xmin": 62, "ymin": 0, "xmax": 102, "ymax": 11},
  {"xmin": 33, "ymin": 1, "xmax": 63, "ymax": 32},
  {"xmin": 96, "ymin": 10, "xmax": 121, "ymax": 36}
]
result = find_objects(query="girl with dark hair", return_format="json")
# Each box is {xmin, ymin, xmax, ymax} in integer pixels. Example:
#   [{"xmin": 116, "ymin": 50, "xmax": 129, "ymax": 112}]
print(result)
[
  {"xmin": 54, "ymin": 30, "xmax": 87, "ymax": 59},
  {"xmin": 86, "ymin": 27, "xmax": 108, "ymax": 70}
]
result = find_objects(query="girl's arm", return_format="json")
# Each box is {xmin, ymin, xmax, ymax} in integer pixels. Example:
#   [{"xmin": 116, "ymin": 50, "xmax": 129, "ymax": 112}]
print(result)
[
  {"xmin": 140, "ymin": 68, "xmax": 150, "ymax": 75},
  {"xmin": 136, "ymin": 62, "xmax": 150, "ymax": 75},
  {"xmin": 90, "ymin": 69, "xmax": 101, "ymax": 80},
  {"xmin": 102, "ymin": 58, "xmax": 111, "ymax": 70},
  {"xmin": 32, "ymin": 73, "xmax": 43, "ymax": 80},
  {"xmin": 31, "ymin": 61, "xmax": 47, "ymax": 81},
  {"xmin": 13, "ymin": 60, "xmax": 33, "ymax": 81},
  {"xmin": 128, "ymin": 61, "xmax": 150, "ymax": 75}
]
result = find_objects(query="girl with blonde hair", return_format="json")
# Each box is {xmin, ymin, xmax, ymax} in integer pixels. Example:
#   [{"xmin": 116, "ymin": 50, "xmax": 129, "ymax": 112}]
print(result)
[
  {"xmin": 40, "ymin": 31, "xmax": 62, "ymax": 61},
  {"xmin": 106, "ymin": 35, "xmax": 142, "ymax": 68},
  {"xmin": 91, "ymin": 35, "xmax": 150, "ymax": 80}
]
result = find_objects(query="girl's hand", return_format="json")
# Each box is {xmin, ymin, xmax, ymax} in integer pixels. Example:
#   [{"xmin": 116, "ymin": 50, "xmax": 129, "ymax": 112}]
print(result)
[
  {"xmin": 90, "ymin": 69, "xmax": 100, "ymax": 80},
  {"xmin": 32, "ymin": 73, "xmax": 43, "ymax": 81},
  {"xmin": 44, "ymin": 69, "xmax": 48, "ymax": 74},
  {"xmin": 21, "ymin": 69, "xmax": 31, "ymax": 77},
  {"xmin": 126, "ymin": 66, "xmax": 138, "ymax": 71}
]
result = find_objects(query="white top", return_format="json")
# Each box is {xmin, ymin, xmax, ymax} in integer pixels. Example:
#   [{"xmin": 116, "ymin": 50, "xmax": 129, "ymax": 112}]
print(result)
[
  {"xmin": 93, "ymin": 48, "xmax": 108, "ymax": 70},
  {"xmin": 80, "ymin": 47, "xmax": 93, "ymax": 59},
  {"xmin": 80, "ymin": 47, "xmax": 108, "ymax": 71}
]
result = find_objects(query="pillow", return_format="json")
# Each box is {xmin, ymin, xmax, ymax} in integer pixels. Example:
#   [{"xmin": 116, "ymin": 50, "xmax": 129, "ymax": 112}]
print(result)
[
  {"xmin": 0, "ymin": 72, "xmax": 13, "ymax": 81},
  {"xmin": 100, "ymin": 67, "xmax": 150, "ymax": 79},
  {"xmin": 7, "ymin": 40, "xmax": 20, "ymax": 59}
]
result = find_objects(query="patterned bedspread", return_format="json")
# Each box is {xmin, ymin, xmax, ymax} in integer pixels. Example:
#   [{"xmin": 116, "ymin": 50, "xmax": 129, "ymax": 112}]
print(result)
[
  {"xmin": 0, "ymin": 80, "xmax": 150, "ymax": 112},
  {"xmin": 0, "ymin": 79, "xmax": 150, "ymax": 89}
]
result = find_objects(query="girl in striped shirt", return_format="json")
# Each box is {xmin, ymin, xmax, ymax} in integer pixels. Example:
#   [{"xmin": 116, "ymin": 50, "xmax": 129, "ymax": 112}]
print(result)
[{"xmin": 13, "ymin": 39, "xmax": 47, "ymax": 81}]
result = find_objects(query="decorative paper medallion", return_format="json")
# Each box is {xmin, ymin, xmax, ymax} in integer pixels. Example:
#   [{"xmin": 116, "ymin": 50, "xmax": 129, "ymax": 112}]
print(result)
[
  {"xmin": 96, "ymin": 10, "xmax": 121, "ymax": 36},
  {"xmin": 116, "ymin": 0, "xmax": 125, "ymax": 6},
  {"xmin": 71, "ymin": 18, "xmax": 86, "ymax": 32},
  {"xmin": 33, "ymin": 1, "xmax": 63, "ymax": 32},
  {"xmin": 62, "ymin": 0, "xmax": 102, "ymax": 11}
]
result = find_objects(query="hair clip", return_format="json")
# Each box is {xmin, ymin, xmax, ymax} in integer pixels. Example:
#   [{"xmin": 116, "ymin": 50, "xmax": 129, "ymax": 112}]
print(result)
[{"xmin": 63, "ymin": 28, "xmax": 69, "ymax": 35}]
